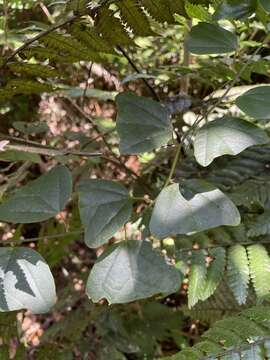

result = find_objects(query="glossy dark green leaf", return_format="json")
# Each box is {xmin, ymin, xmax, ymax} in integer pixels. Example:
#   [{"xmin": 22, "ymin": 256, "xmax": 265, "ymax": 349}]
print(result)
[
  {"xmin": 0, "ymin": 247, "xmax": 56, "ymax": 313},
  {"xmin": 214, "ymin": 0, "xmax": 257, "ymax": 20},
  {"xmin": 0, "ymin": 166, "xmax": 72, "ymax": 223},
  {"xmin": 236, "ymin": 86, "xmax": 270, "ymax": 119},
  {"xmin": 187, "ymin": 22, "xmax": 238, "ymax": 54},
  {"xmin": 87, "ymin": 240, "xmax": 181, "ymax": 304},
  {"xmin": 116, "ymin": 92, "xmax": 173, "ymax": 154},
  {"xmin": 150, "ymin": 180, "xmax": 240, "ymax": 239},
  {"xmin": 77, "ymin": 179, "xmax": 132, "ymax": 248},
  {"xmin": 194, "ymin": 117, "xmax": 269, "ymax": 167}
]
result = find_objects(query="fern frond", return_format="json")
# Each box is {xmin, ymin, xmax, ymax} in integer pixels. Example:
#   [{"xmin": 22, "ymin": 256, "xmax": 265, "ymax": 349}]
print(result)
[
  {"xmin": 40, "ymin": 33, "xmax": 104, "ymax": 62},
  {"xmin": 227, "ymin": 245, "xmax": 250, "ymax": 305},
  {"xmin": 141, "ymin": 0, "xmax": 186, "ymax": 24},
  {"xmin": 8, "ymin": 63, "xmax": 60, "ymax": 79},
  {"xmin": 184, "ymin": 281, "xmax": 255, "ymax": 324},
  {"xmin": 1, "ymin": 79, "xmax": 54, "ymax": 98},
  {"xmin": 185, "ymin": 1, "xmax": 212, "ymax": 22},
  {"xmin": 188, "ymin": 250, "xmax": 207, "ymax": 308},
  {"xmin": 95, "ymin": 8, "xmax": 133, "ymax": 46},
  {"xmin": 116, "ymin": 0, "xmax": 154, "ymax": 36},
  {"xmin": 248, "ymin": 211, "xmax": 270, "ymax": 237},
  {"xmin": 169, "ymin": 305, "xmax": 270, "ymax": 360},
  {"xmin": 199, "ymin": 247, "xmax": 225, "ymax": 301},
  {"xmin": 23, "ymin": 47, "xmax": 80, "ymax": 63},
  {"xmin": 248, "ymin": 244, "xmax": 270, "ymax": 299},
  {"xmin": 231, "ymin": 180, "xmax": 270, "ymax": 210},
  {"xmin": 70, "ymin": 22, "xmax": 115, "ymax": 54}
]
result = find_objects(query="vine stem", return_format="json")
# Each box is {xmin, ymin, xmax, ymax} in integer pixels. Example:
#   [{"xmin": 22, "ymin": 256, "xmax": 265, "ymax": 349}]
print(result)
[
  {"xmin": 117, "ymin": 45, "xmax": 160, "ymax": 102},
  {"xmin": 0, "ymin": 230, "xmax": 83, "ymax": 246},
  {"xmin": 163, "ymin": 144, "xmax": 182, "ymax": 189}
]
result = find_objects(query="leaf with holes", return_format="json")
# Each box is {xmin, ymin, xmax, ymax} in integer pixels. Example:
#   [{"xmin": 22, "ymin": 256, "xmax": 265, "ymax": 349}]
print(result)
[
  {"xmin": 86, "ymin": 240, "xmax": 181, "ymax": 304},
  {"xmin": 194, "ymin": 117, "xmax": 268, "ymax": 167},
  {"xmin": 77, "ymin": 180, "xmax": 132, "ymax": 248},
  {"xmin": 0, "ymin": 166, "xmax": 72, "ymax": 223},
  {"xmin": 116, "ymin": 92, "xmax": 173, "ymax": 154},
  {"xmin": 236, "ymin": 86, "xmax": 270, "ymax": 119},
  {"xmin": 150, "ymin": 180, "xmax": 240, "ymax": 239},
  {"xmin": 187, "ymin": 22, "xmax": 238, "ymax": 54},
  {"xmin": 0, "ymin": 247, "xmax": 56, "ymax": 313}
]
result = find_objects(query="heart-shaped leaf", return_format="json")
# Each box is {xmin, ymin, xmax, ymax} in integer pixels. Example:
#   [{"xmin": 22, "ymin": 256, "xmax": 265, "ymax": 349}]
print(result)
[
  {"xmin": 116, "ymin": 92, "xmax": 173, "ymax": 154},
  {"xmin": 150, "ymin": 180, "xmax": 240, "ymax": 239},
  {"xmin": 236, "ymin": 86, "xmax": 270, "ymax": 119},
  {"xmin": 86, "ymin": 240, "xmax": 181, "ymax": 304},
  {"xmin": 0, "ymin": 166, "xmax": 72, "ymax": 223},
  {"xmin": 187, "ymin": 22, "xmax": 238, "ymax": 54},
  {"xmin": 0, "ymin": 247, "xmax": 56, "ymax": 313},
  {"xmin": 194, "ymin": 117, "xmax": 269, "ymax": 167},
  {"xmin": 77, "ymin": 180, "xmax": 132, "ymax": 248}
]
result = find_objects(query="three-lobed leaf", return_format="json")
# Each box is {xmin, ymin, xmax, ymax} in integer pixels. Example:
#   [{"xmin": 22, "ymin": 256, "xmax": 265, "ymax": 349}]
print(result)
[
  {"xmin": 77, "ymin": 179, "xmax": 132, "ymax": 248},
  {"xmin": 194, "ymin": 117, "xmax": 269, "ymax": 167},
  {"xmin": 116, "ymin": 92, "xmax": 173, "ymax": 154},
  {"xmin": 0, "ymin": 247, "xmax": 56, "ymax": 313},
  {"xmin": 187, "ymin": 22, "xmax": 238, "ymax": 55},
  {"xmin": 0, "ymin": 165, "xmax": 72, "ymax": 223},
  {"xmin": 149, "ymin": 180, "xmax": 241, "ymax": 239},
  {"xmin": 86, "ymin": 240, "xmax": 181, "ymax": 304}
]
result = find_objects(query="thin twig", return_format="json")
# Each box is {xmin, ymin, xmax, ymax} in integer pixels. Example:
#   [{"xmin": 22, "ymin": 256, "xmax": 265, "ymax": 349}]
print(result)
[
  {"xmin": 0, "ymin": 134, "xmax": 102, "ymax": 157},
  {"xmin": 81, "ymin": 62, "xmax": 93, "ymax": 106},
  {"xmin": 0, "ymin": 230, "xmax": 83, "ymax": 246},
  {"xmin": 177, "ymin": 238, "xmax": 270, "ymax": 254},
  {"xmin": 117, "ymin": 45, "xmax": 160, "ymax": 101}
]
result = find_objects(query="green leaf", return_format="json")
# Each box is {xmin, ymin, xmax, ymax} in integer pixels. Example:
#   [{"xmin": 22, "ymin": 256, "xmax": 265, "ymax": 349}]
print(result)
[
  {"xmin": 185, "ymin": 1, "xmax": 212, "ymax": 22},
  {"xmin": 227, "ymin": 245, "xmax": 250, "ymax": 305},
  {"xmin": 116, "ymin": 92, "xmax": 173, "ymax": 154},
  {"xmin": 214, "ymin": 0, "xmax": 257, "ymax": 20},
  {"xmin": 199, "ymin": 247, "xmax": 226, "ymax": 301},
  {"xmin": 0, "ymin": 247, "xmax": 56, "ymax": 313},
  {"xmin": 248, "ymin": 244, "xmax": 270, "ymax": 298},
  {"xmin": 260, "ymin": 0, "xmax": 270, "ymax": 12},
  {"xmin": 187, "ymin": 22, "xmax": 238, "ymax": 54},
  {"xmin": 194, "ymin": 117, "xmax": 269, "ymax": 167},
  {"xmin": 188, "ymin": 250, "xmax": 207, "ymax": 308},
  {"xmin": 0, "ymin": 150, "xmax": 41, "ymax": 163},
  {"xmin": 149, "ymin": 180, "xmax": 240, "ymax": 239},
  {"xmin": 236, "ymin": 86, "xmax": 270, "ymax": 119},
  {"xmin": 13, "ymin": 121, "xmax": 49, "ymax": 135},
  {"xmin": 86, "ymin": 240, "xmax": 181, "ymax": 304},
  {"xmin": 77, "ymin": 180, "xmax": 132, "ymax": 248},
  {"xmin": 117, "ymin": 0, "xmax": 155, "ymax": 36},
  {"xmin": 0, "ymin": 166, "xmax": 72, "ymax": 223}
]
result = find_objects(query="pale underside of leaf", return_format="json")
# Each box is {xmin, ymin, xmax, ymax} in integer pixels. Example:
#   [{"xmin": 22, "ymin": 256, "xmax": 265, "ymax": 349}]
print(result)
[
  {"xmin": 86, "ymin": 240, "xmax": 181, "ymax": 304},
  {"xmin": 150, "ymin": 181, "xmax": 241, "ymax": 239}
]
